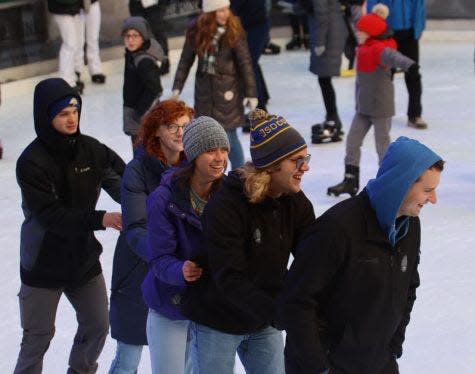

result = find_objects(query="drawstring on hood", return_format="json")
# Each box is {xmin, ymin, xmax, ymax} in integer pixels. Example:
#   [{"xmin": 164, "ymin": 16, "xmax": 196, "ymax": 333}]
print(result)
[{"xmin": 366, "ymin": 136, "xmax": 442, "ymax": 246}]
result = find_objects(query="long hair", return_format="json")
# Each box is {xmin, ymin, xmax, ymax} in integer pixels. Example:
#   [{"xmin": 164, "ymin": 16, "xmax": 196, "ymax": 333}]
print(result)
[
  {"xmin": 137, "ymin": 99, "xmax": 194, "ymax": 163},
  {"xmin": 172, "ymin": 160, "xmax": 226, "ymax": 196},
  {"xmin": 187, "ymin": 10, "xmax": 245, "ymax": 58},
  {"xmin": 236, "ymin": 162, "xmax": 279, "ymax": 204}
]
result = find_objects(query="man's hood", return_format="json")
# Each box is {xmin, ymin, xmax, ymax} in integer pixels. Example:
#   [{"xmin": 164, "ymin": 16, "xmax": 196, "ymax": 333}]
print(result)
[{"xmin": 365, "ymin": 136, "xmax": 442, "ymax": 245}]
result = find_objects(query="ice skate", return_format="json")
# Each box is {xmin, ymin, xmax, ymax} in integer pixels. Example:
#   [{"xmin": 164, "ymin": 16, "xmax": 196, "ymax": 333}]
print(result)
[
  {"xmin": 327, "ymin": 165, "xmax": 359, "ymax": 197},
  {"xmin": 311, "ymin": 120, "xmax": 343, "ymax": 144}
]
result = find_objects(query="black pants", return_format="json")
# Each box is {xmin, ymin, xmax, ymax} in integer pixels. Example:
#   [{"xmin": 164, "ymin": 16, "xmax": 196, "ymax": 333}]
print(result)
[
  {"xmin": 393, "ymin": 29, "xmax": 422, "ymax": 118},
  {"xmin": 318, "ymin": 76, "xmax": 338, "ymax": 121}
]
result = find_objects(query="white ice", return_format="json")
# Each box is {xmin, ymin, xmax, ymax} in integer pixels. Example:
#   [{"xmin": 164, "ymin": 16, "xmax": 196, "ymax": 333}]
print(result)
[{"xmin": 0, "ymin": 36, "xmax": 474, "ymax": 373}]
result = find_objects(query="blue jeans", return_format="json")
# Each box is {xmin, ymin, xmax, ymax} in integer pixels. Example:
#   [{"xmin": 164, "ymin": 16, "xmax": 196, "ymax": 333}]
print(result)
[
  {"xmin": 191, "ymin": 323, "xmax": 285, "ymax": 374},
  {"xmin": 109, "ymin": 341, "xmax": 143, "ymax": 374},
  {"xmin": 146, "ymin": 309, "xmax": 192, "ymax": 374},
  {"xmin": 226, "ymin": 129, "xmax": 244, "ymax": 170}
]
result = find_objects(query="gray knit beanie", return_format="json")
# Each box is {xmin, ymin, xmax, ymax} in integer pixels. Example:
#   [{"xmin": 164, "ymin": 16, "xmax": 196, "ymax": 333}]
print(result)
[{"xmin": 183, "ymin": 116, "xmax": 230, "ymax": 162}]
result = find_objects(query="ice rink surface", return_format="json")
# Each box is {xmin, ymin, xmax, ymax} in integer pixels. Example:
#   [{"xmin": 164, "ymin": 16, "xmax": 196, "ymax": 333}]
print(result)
[{"xmin": 1, "ymin": 37, "xmax": 474, "ymax": 372}]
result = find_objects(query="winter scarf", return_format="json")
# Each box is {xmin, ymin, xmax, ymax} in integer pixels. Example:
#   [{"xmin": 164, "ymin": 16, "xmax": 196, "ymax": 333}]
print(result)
[{"xmin": 201, "ymin": 26, "xmax": 226, "ymax": 75}]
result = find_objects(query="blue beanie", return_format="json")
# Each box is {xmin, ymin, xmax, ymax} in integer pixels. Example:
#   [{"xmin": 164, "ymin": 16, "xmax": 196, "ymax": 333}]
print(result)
[
  {"xmin": 48, "ymin": 96, "xmax": 80, "ymax": 121},
  {"xmin": 249, "ymin": 109, "xmax": 306, "ymax": 169}
]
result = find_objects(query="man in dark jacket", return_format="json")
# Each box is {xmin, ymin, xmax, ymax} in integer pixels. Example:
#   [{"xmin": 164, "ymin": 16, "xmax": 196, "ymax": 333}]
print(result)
[
  {"xmin": 279, "ymin": 136, "xmax": 444, "ymax": 374},
  {"xmin": 14, "ymin": 78, "xmax": 125, "ymax": 374},
  {"xmin": 184, "ymin": 108, "xmax": 315, "ymax": 374}
]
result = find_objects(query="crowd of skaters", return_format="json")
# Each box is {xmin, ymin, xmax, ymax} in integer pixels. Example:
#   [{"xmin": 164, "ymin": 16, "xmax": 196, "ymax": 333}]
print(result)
[{"xmin": 7, "ymin": 0, "xmax": 445, "ymax": 374}]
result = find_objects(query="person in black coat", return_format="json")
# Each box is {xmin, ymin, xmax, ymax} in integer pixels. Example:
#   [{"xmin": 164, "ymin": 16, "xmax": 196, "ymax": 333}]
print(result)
[
  {"xmin": 183, "ymin": 109, "xmax": 315, "ymax": 374},
  {"xmin": 14, "ymin": 77, "xmax": 125, "ymax": 373},
  {"xmin": 279, "ymin": 136, "xmax": 444, "ymax": 374},
  {"xmin": 108, "ymin": 99, "xmax": 194, "ymax": 374}
]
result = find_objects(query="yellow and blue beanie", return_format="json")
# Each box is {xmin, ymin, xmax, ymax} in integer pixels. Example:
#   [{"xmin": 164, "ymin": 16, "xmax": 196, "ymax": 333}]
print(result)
[
  {"xmin": 48, "ymin": 96, "xmax": 80, "ymax": 121},
  {"xmin": 249, "ymin": 109, "xmax": 306, "ymax": 169}
]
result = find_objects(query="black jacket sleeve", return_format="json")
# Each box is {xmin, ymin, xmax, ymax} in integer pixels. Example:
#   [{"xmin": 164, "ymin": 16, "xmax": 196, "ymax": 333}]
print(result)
[
  {"xmin": 16, "ymin": 157, "xmax": 105, "ymax": 235},
  {"xmin": 136, "ymin": 58, "xmax": 162, "ymax": 116},
  {"xmin": 100, "ymin": 145, "xmax": 125, "ymax": 204}
]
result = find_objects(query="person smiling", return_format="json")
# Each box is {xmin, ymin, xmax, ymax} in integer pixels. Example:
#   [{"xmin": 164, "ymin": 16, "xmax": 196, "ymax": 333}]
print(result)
[
  {"xmin": 141, "ymin": 116, "xmax": 230, "ymax": 374},
  {"xmin": 279, "ymin": 136, "xmax": 444, "ymax": 374},
  {"xmin": 183, "ymin": 108, "xmax": 315, "ymax": 374}
]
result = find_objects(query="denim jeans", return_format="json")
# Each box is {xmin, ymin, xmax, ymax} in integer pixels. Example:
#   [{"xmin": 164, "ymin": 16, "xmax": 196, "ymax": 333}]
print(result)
[
  {"xmin": 191, "ymin": 323, "xmax": 285, "ymax": 374},
  {"xmin": 225, "ymin": 129, "xmax": 244, "ymax": 170},
  {"xmin": 146, "ymin": 309, "xmax": 192, "ymax": 374},
  {"xmin": 108, "ymin": 341, "xmax": 143, "ymax": 374}
]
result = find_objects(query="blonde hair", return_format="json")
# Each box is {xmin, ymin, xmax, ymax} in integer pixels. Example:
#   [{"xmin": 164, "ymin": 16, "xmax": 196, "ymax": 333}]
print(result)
[{"xmin": 237, "ymin": 162, "xmax": 279, "ymax": 204}]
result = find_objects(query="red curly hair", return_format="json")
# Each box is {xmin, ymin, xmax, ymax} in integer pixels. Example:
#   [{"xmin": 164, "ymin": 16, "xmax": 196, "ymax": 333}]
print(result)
[
  {"xmin": 187, "ymin": 10, "xmax": 245, "ymax": 58},
  {"xmin": 137, "ymin": 100, "xmax": 194, "ymax": 163}
]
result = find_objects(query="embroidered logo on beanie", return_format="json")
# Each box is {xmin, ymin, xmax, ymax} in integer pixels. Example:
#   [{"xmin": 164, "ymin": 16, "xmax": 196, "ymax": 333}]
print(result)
[
  {"xmin": 249, "ymin": 109, "xmax": 306, "ymax": 169},
  {"xmin": 48, "ymin": 96, "xmax": 80, "ymax": 121}
]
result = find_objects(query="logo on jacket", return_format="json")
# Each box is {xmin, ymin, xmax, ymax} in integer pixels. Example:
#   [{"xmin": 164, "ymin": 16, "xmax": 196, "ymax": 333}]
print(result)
[
  {"xmin": 401, "ymin": 255, "xmax": 408, "ymax": 272},
  {"xmin": 74, "ymin": 166, "xmax": 91, "ymax": 174},
  {"xmin": 253, "ymin": 228, "xmax": 261, "ymax": 244}
]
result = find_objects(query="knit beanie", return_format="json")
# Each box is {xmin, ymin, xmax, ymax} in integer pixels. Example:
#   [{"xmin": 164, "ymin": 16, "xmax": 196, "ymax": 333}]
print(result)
[
  {"xmin": 183, "ymin": 116, "xmax": 230, "ymax": 162},
  {"xmin": 356, "ymin": 4, "xmax": 389, "ymax": 37},
  {"xmin": 249, "ymin": 109, "xmax": 306, "ymax": 169},
  {"xmin": 48, "ymin": 96, "xmax": 80, "ymax": 121},
  {"xmin": 122, "ymin": 16, "xmax": 151, "ymax": 41},
  {"xmin": 202, "ymin": 0, "xmax": 230, "ymax": 13}
]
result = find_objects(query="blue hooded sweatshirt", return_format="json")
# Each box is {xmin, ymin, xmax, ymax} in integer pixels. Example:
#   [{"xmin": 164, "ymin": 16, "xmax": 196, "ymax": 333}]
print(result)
[{"xmin": 366, "ymin": 136, "xmax": 442, "ymax": 246}]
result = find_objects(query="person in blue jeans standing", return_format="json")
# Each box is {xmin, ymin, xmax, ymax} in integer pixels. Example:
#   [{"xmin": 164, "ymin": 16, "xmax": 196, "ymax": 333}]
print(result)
[
  {"xmin": 142, "ymin": 116, "xmax": 230, "ymax": 374},
  {"xmin": 367, "ymin": 0, "xmax": 428, "ymax": 129},
  {"xmin": 182, "ymin": 109, "xmax": 316, "ymax": 374},
  {"xmin": 109, "ymin": 99, "xmax": 194, "ymax": 374}
]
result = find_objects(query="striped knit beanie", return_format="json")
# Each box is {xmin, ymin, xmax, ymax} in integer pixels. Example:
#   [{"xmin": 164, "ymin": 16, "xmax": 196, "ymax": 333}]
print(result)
[{"xmin": 249, "ymin": 109, "xmax": 306, "ymax": 169}]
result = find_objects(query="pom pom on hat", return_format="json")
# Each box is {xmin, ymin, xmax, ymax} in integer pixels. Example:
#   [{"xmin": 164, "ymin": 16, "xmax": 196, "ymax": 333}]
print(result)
[
  {"xmin": 249, "ymin": 109, "xmax": 306, "ymax": 169},
  {"xmin": 356, "ymin": 4, "xmax": 389, "ymax": 37},
  {"xmin": 202, "ymin": 0, "xmax": 230, "ymax": 13},
  {"xmin": 183, "ymin": 116, "xmax": 230, "ymax": 162}
]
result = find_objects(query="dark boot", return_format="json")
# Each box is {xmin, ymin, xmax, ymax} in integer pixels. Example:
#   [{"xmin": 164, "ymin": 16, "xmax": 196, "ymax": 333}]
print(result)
[
  {"xmin": 327, "ymin": 165, "xmax": 359, "ymax": 197},
  {"xmin": 75, "ymin": 72, "xmax": 85, "ymax": 94},
  {"xmin": 286, "ymin": 35, "xmax": 302, "ymax": 50}
]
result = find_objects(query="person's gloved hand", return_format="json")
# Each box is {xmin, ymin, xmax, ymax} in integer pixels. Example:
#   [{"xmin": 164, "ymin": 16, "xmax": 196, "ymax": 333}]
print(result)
[
  {"xmin": 171, "ymin": 89, "xmax": 180, "ymax": 100},
  {"xmin": 407, "ymin": 63, "xmax": 420, "ymax": 75},
  {"xmin": 243, "ymin": 97, "xmax": 258, "ymax": 111},
  {"xmin": 315, "ymin": 46, "xmax": 326, "ymax": 56}
]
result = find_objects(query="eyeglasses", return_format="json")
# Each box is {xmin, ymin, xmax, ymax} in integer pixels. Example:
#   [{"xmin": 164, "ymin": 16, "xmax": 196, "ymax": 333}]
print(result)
[
  {"xmin": 294, "ymin": 154, "xmax": 311, "ymax": 170},
  {"xmin": 123, "ymin": 33, "xmax": 142, "ymax": 40},
  {"xmin": 163, "ymin": 123, "xmax": 187, "ymax": 134}
]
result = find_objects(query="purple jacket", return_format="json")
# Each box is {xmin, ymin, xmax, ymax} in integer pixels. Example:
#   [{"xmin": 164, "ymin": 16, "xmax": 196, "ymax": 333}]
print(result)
[{"xmin": 141, "ymin": 168, "xmax": 203, "ymax": 320}]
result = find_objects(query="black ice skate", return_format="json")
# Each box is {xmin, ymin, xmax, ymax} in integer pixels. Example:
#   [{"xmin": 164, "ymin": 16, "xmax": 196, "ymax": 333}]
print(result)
[
  {"xmin": 327, "ymin": 165, "xmax": 359, "ymax": 197},
  {"xmin": 311, "ymin": 120, "xmax": 343, "ymax": 144}
]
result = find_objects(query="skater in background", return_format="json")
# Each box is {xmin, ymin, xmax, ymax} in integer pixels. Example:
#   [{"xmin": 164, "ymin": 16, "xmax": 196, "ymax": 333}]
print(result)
[
  {"xmin": 172, "ymin": 0, "xmax": 257, "ymax": 170},
  {"xmin": 277, "ymin": 0, "xmax": 310, "ymax": 50},
  {"xmin": 367, "ymin": 0, "xmax": 428, "ymax": 129},
  {"xmin": 109, "ymin": 100, "xmax": 194, "ymax": 374},
  {"xmin": 279, "ymin": 136, "xmax": 444, "ymax": 373},
  {"xmin": 262, "ymin": 0, "xmax": 281, "ymax": 55},
  {"xmin": 183, "ymin": 109, "xmax": 315, "ymax": 374},
  {"xmin": 305, "ymin": 0, "xmax": 348, "ymax": 145},
  {"xmin": 14, "ymin": 78, "xmax": 125, "ymax": 373},
  {"xmin": 231, "ymin": 0, "xmax": 271, "ymax": 114},
  {"xmin": 122, "ymin": 16, "xmax": 164, "ymax": 151},
  {"xmin": 142, "ymin": 116, "xmax": 229, "ymax": 373},
  {"xmin": 327, "ymin": 4, "xmax": 417, "ymax": 198},
  {"xmin": 77, "ymin": 0, "xmax": 107, "ymax": 86},
  {"xmin": 128, "ymin": 0, "xmax": 171, "ymax": 75},
  {"xmin": 340, "ymin": 0, "xmax": 364, "ymax": 77}
]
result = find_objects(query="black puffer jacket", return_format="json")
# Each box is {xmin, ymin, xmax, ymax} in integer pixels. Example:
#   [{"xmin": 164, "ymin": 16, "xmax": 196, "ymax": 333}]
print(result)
[
  {"xmin": 16, "ymin": 78, "xmax": 125, "ymax": 288},
  {"xmin": 183, "ymin": 171, "xmax": 315, "ymax": 334},
  {"xmin": 172, "ymin": 19, "xmax": 257, "ymax": 130},
  {"xmin": 280, "ymin": 191, "xmax": 420, "ymax": 374},
  {"xmin": 47, "ymin": 0, "xmax": 98, "ymax": 15}
]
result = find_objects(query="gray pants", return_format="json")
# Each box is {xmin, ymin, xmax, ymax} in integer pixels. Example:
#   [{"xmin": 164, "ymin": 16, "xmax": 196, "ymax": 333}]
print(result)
[
  {"xmin": 14, "ymin": 274, "xmax": 109, "ymax": 374},
  {"xmin": 344, "ymin": 113, "xmax": 391, "ymax": 167}
]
